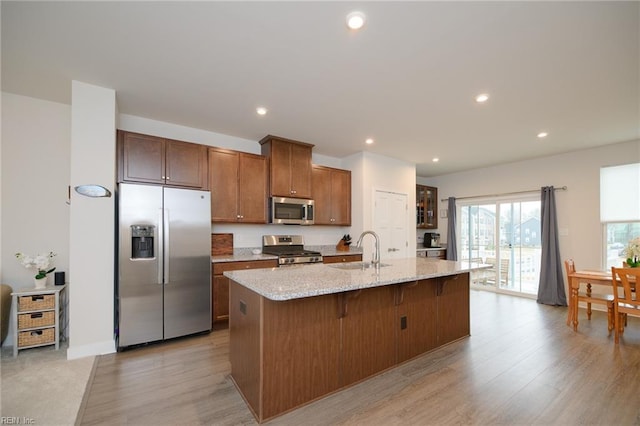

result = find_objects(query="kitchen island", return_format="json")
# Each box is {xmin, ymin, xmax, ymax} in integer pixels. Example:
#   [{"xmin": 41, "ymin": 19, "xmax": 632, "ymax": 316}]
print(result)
[{"xmin": 225, "ymin": 258, "xmax": 480, "ymax": 423}]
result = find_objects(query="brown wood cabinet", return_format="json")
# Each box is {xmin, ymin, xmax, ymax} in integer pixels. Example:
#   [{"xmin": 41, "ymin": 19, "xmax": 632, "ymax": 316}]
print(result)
[
  {"xmin": 117, "ymin": 130, "xmax": 208, "ymax": 189},
  {"xmin": 396, "ymin": 279, "xmax": 438, "ymax": 363},
  {"xmin": 437, "ymin": 273, "xmax": 470, "ymax": 345},
  {"xmin": 209, "ymin": 147, "xmax": 268, "ymax": 223},
  {"xmin": 312, "ymin": 165, "xmax": 351, "ymax": 225},
  {"xmin": 260, "ymin": 135, "xmax": 313, "ymax": 198},
  {"xmin": 229, "ymin": 270, "xmax": 470, "ymax": 422},
  {"xmin": 212, "ymin": 259, "xmax": 277, "ymax": 326},
  {"xmin": 340, "ymin": 286, "xmax": 397, "ymax": 386},
  {"xmin": 416, "ymin": 184, "xmax": 438, "ymax": 229},
  {"xmin": 261, "ymin": 293, "xmax": 341, "ymax": 419},
  {"xmin": 322, "ymin": 253, "xmax": 362, "ymax": 264}
]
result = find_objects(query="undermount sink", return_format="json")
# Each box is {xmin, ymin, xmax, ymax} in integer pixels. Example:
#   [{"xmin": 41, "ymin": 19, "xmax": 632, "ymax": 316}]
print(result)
[{"xmin": 329, "ymin": 262, "xmax": 391, "ymax": 270}]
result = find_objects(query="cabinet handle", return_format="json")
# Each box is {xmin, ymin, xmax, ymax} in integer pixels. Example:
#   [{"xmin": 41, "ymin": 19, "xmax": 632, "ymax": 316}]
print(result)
[{"xmin": 166, "ymin": 176, "xmax": 170, "ymax": 180}]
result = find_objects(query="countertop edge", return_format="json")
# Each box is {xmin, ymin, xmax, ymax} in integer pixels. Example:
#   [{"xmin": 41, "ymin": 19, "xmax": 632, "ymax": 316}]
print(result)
[
  {"xmin": 226, "ymin": 259, "xmax": 485, "ymax": 301},
  {"xmin": 212, "ymin": 246, "xmax": 363, "ymax": 263}
]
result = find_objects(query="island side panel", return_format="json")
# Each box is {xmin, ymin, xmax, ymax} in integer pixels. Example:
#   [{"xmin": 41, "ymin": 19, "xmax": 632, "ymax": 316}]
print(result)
[
  {"xmin": 437, "ymin": 272, "xmax": 471, "ymax": 345},
  {"xmin": 229, "ymin": 279, "xmax": 262, "ymax": 418},
  {"xmin": 341, "ymin": 285, "xmax": 397, "ymax": 387},
  {"xmin": 261, "ymin": 294, "xmax": 341, "ymax": 421},
  {"xmin": 397, "ymin": 279, "xmax": 439, "ymax": 363}
]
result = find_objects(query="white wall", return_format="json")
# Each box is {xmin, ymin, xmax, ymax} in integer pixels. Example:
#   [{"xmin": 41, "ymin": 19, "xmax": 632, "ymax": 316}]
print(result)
[
  {"xmin": 343, "ymin": 152, "xmax": 416, "ymax": 261},
  {"xmin": 423, "ymin": 139, "xmax": 640, "ymax": 272},
  {"xmin": 1, "ymin": 93, "xmax": 71, "ymax": 347},
  {"xmin": 67, "ymin": 82, "xmax": 117, "ymax": 359}
]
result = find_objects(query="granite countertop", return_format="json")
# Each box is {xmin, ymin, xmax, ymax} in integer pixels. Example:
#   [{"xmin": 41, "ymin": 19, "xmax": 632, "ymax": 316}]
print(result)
[
  {"xmin": 212, "ymin": 246, "xmax": 363, "ymax": 263},
  {"xmin": 225, "ymin": 258, "xmax": 484, "ymax": 301}
]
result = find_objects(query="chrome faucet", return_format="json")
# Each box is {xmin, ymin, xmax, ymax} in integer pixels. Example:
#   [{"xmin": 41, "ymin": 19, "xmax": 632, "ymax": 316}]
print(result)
[{"xmin": 356, "ymin": 230, "xmax": 380, "ymax": 270}]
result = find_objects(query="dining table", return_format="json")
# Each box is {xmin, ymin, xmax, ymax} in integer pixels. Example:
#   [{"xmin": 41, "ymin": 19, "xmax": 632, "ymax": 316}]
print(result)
[{"xmin": 567, "ymin": 268, "xmax": 635, "ymax": 331}]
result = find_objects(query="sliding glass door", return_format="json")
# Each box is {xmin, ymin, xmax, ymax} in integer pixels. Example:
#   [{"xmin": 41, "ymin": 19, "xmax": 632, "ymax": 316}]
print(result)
[{"xmin": 460, "ymin": 197, "xmax": 541, "ymax": 296}]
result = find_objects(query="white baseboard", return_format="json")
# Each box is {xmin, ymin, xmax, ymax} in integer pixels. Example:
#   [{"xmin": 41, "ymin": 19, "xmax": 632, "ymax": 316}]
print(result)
[{"xmin": 67, "ymin": 339, "xmax": 116, "ymax": 360}]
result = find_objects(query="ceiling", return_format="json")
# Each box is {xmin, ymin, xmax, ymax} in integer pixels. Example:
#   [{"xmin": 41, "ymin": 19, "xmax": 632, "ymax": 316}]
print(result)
[{"xmin": 2, "ymin": 1, "xmax": 639, "ymax": 177}]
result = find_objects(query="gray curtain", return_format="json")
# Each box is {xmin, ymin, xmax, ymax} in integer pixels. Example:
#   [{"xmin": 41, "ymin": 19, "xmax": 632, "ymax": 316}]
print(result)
[
  {"xmin": 446, "ymin": 197, "xmax": 457, "ymax": 260},
  {"xmin": 537, "ymin": 186, "xmax": 567, "ymax": 306}
]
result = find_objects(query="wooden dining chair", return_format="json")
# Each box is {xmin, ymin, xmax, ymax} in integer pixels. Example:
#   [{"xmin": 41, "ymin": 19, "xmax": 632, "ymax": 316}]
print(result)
[
  {"xmin": 564, "ymin": 259, "xmax": 614, "ymax": 331},
  {"xmin": 611, "ymin": 267, "xmax": 640, "ymax": 344}
]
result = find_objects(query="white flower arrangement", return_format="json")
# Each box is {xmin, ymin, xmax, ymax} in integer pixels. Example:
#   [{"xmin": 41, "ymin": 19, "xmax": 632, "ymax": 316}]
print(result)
[
  {"xmin": 15, "ymin": 251, "xmax": 56, "ymax": 279},
  {"xmin": 623, "ymin": 237, "xmax": 640, "ymax": 267}
]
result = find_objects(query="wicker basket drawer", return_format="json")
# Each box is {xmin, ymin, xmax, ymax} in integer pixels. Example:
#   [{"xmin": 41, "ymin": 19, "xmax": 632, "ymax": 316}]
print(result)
[
  {"xmin": 17, "ymin": 328, "xmax": 55, "ymax": 348},
  {"xmin": 18, "ymin": 294, "xmax": 55, "ymax": 311},
  {"xmin": 18, "ymin": 311, "xmax": 55, "ymax": 330}
]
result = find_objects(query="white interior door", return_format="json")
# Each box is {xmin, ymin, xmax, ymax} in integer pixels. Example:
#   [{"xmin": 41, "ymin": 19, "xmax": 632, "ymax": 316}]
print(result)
[{"xmin": 374, "ymin": 190, "xmax": 408, "ymax": 261}]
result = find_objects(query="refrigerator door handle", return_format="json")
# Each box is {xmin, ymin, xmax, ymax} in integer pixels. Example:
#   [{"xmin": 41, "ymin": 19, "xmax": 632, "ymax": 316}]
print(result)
[
  {"xmin": 157, "ymin": 209, "xmax": 164, "ymax": 285},
  {"xmin": 164, "ymin": 209, "xmax": 170, "ymax": 284}
]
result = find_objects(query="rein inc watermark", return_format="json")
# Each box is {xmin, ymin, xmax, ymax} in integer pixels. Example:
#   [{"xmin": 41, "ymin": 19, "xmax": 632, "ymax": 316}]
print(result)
[{"xmin": 1, "ymin": 417, "xmax": 35, "ymax": 424}]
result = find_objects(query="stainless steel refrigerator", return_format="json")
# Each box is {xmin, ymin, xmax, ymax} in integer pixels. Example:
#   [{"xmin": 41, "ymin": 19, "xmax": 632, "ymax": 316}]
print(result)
[{"xmin": 117, "ymin": 183, "xmax": 211, "ymax": 349}]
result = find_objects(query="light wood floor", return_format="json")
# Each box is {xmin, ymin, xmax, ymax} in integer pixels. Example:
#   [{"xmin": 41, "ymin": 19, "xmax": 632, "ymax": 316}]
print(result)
[{"xmin": 78, "ymin": 291, "xmax": 640, "ymax": 425}]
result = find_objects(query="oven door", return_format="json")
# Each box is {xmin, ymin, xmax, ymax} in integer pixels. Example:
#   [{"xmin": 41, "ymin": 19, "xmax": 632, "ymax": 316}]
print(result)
[{"xmin": 271, "ymin": 197, "xmax": 314, "ymax": 225}]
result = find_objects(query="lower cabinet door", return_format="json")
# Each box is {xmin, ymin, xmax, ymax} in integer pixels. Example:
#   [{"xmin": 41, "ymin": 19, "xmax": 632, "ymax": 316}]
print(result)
[
  {"xmin": 341, "ymin": 286, "xmax": 397, "ymax": 386},
  {"xmin": 437, "ymin": 272, "xmax": 470, "ymax": 345},
  {"xmin": 212, "ymin": 275, "xmax": 229, "ymax": 325},
  {"xmin": 261, "ymin": 293, "xmax": 341, "ymax": 420},
  {"xmin": 397, "ymin": 279, "xmax": 438, "ymax": 363}
]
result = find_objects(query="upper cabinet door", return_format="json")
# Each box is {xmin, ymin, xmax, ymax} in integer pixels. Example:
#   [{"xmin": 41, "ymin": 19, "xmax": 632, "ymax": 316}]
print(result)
[
  {"xmin": 260, "ymin": 135, "xmax": 314, "ymax": 199},
  {"xmin": 312, "ymin": 166, "xmax": 332, "ymax": 224},
  {"xmin": 209, "ymin": 148, "xmax": 240, "ymax": 222},
  {"xmin": 119, "ymin": 131, "xmax": 166, "ymax": 184},
  {"xmin": 330, "ymin": 168, "xmax": 351, "ymax": 226},
  {"xmin": 312, "ymin": 165, "xmax": 351, "ymax": 226},
  {"xmin": 269, "ymin": 139, "xmax": 293, "ymax": 197},
  {"xmin": 165, "ymin": 139, "xmax": 208, "ymax": 188},
  {"xmin": 209, "ymin": 147, "xmax": 268, "ymax": 223},
  {"xmin": 416, "ymin": 185, "xmax": 438, "ymax": 229},
  {"xmin": 289, "ymin": 143, "xmax": 312, "ymax": 198},
  {"xmin": 238, "ymin": 152, "xmax": 268, "ymax": 223},
  {"xmin": 117, "ymin": 130, "xmax": 208, "ymax": 189}
]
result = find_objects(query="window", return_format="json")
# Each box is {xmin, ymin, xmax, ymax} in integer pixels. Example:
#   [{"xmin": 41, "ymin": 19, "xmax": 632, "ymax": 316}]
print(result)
[
  {"xmin": 604, "ymin": 223, "xmax": 640, "ymax": 269},
  {"xmin": 459, "ymin": 197, "xmax": 541, "ymax": 296},
  {"xmin": 600, "ymin": 163, "xmax": 640, "ymax": 269}
]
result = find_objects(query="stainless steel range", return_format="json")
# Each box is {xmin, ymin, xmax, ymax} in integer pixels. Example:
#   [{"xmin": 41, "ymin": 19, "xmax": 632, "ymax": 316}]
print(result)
[{"xmin": 262, "ymin": 235, "xmax": 323, "ymax": 266}]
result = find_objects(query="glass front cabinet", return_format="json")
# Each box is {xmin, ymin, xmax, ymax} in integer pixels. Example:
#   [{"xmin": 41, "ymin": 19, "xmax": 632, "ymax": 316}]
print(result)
[{"xmin": 417, "ymin": 185, "xmax": 437, "ymax": 229}]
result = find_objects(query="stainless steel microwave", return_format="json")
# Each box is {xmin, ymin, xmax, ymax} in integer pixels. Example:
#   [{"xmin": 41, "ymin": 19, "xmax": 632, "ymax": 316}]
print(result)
[{"xmin": 271, "ymin": 197, "xmax": 314, "ymax": 225}]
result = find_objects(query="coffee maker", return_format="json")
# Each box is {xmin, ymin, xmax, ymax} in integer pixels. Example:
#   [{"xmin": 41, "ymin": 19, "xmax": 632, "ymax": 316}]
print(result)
[{"xmin": 423, "ymin": 232, "xmax": 440, "ymax": 248}]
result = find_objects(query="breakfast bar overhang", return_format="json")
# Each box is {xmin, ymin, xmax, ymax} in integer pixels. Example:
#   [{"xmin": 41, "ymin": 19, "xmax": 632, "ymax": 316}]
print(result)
[{"xmin": 225, "ymin": 258, "xmax": 482, "ymax": 423}]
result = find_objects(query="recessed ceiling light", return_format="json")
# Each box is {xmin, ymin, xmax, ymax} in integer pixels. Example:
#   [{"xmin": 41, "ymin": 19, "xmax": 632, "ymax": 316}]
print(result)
[
  {"xmin": 537, "ymin": 132, "xmax": 548, "ymax": 139},
  {"xmin": 365, "ymin": 138, "xmax": 374, "ymax": 145},
  {"xmin": 475, "ymin": 94, "xmax": 489, "ymax": 103},
  {"xmin": 256, "ymin": 107, "xmax": 268, "ymax": 116},
  {"xmin": 432, "ymin": 158, "xmax": 439, "ymax": 163},
  {"xmin": 346, "ymin": 11, "xmax": 366, "ymax": 30}
]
